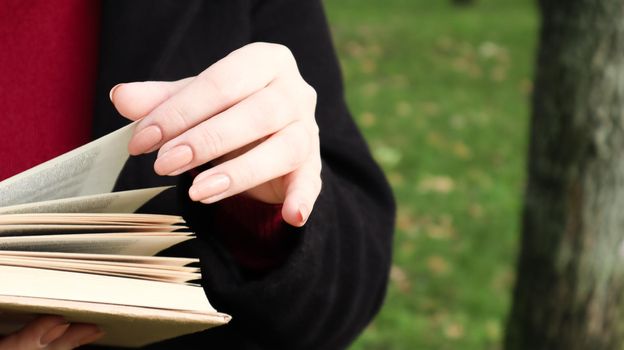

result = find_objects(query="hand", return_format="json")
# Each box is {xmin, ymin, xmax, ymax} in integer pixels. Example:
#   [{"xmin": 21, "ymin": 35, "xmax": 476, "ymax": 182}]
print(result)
[
  {"xmin": 0, "ymin": 316, "xmax": 103, "ymax": 350},
  {"xmin": 110, "ymin": 42, "xmax": 321, "ymax": 227}
]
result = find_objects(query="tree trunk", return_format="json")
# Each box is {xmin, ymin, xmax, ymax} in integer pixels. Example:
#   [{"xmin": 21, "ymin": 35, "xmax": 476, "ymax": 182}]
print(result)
[{"xmin": 505, "ymin": 1, "xmax": 624, "ymax": 349}]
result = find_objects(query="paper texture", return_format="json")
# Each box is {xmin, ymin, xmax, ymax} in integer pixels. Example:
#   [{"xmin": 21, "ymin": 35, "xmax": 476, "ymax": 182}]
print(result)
[
  {"xmin": 0, "ymin": 122, "xmax": 136, "ymax": 207},
  {"xmin": 0, "ymin": 266, "xmax": 213, "ymax": 312},
  {"xmin": 0, "ymin": 121, "xmax": 231, "ymax": 347},
  {"xmin": 0, "ymin": 186, "xmax": 170, "ymax": 214}
]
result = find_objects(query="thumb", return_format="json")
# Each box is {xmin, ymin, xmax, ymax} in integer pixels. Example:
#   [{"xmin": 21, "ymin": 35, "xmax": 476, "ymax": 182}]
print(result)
[
  {"xmin": 0, "ymin": 315, "xmax": 68, "ymax": 350},
  {"xmin": 109, "ymin": 78, "xmax": 192, "ymax": 121}
]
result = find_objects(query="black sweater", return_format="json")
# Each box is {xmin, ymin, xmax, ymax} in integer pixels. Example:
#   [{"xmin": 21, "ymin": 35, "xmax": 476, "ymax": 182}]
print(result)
[{"xmin": 86, "ymin": 1, "xmax": 395, "ymax": 349}]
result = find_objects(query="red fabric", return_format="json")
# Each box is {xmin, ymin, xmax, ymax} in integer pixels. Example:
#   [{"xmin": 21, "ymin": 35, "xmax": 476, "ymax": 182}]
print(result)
[
  {"xmin": 0, "ymin": 0, "xmax": 100, "ymax": 181},
  {"xmin": 188, "ymin": 169, "xmax": 291, "ymax": 272},
  {"xmin": 212, "ymin": 195, "xmax": 293, "ymax": 272}
]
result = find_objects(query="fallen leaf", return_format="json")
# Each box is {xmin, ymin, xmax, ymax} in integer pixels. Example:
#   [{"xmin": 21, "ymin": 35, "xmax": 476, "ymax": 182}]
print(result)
[
  {"xmin": 426, "ymin": 215, "xmax": 455, "ymax": 240},
  {"xmin": 427, "ymin": 255, "xmax": 450, "ymax": 275},
  {"xmin": 444, "ymin": 322, "xmax": 465, "ymax": 339},
  {"xmin": 360, "ymin": 112, "xmax": 377, "ymax": 127},
  {"xmin": 418, "ymin": 175, "xmax": 455, "ymax": 194},
  {"xmin": 390, "ymin": 265, "xmax": 411, "ymax": 293},
  {"xmin": 373, "ymin": 145, "xmax": 402, "ymax": 168},
  {"xmin": 452, "ymin": 142, "xmax": 472, "ymax": 159}
]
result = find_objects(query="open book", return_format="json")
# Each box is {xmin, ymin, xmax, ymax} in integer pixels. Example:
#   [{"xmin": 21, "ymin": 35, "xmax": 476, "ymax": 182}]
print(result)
[{"xmin": 0, "ymin": 123, "xmax": 230, "ymax": 348}]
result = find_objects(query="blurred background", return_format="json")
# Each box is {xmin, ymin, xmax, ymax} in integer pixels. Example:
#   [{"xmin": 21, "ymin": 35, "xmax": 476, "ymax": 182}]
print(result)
[{"xmin": 324, "ymin": 0, "xmax": 537, "ymax": 348}]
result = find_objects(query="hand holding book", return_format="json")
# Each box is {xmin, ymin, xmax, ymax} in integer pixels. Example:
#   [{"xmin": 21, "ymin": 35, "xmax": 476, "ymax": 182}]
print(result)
[{"xmin": 0, "ymin": 124, "xmax": 230, "ymax": 348}]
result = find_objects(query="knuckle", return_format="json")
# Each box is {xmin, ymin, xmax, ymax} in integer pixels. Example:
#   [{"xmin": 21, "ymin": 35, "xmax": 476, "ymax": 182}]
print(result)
[
  {"xmin": 199, "ymin": 70, "xmax": 237, "ymax": 103},
  {"xmin": 309, "ymin": 120, "xmax": 320, "ymax": 136},
  {"xmin": 314, "ymin": 177, "xmax": 323, "ymax": 196},
  {"xmin": 254, "ymin": 89, "xmax": 290, "ymax": 129},
  {"xmin": 234, "ymin": 157, "xmax": 257, "ymax": 189},
  {"xmin": 315, "ymin": 156, "xmax": 323, "ymax": 174},
  {"xmin": 302, "ymin": 83, "xmax": 317, "ymax": 105},
  {"xmin": 281, "ymin": 124, "xmax": 309, "ymax": 169},
  {"xmin": 267, "ymin": 43, "xmax": 296, "ymax": 69},
  {"xmin": 290, "ymin": 83, "xmax": 316, "ymax": 115},
  {"xmin": 244, "ymin": 42, "xmax": 296, "ymax": 70},
  {"xmin": 245, "ymin": 41, "xmax": 268, "ymax": 51},
  {"xmin": 159, "ymin": 103, "xmax": 190, "ymax": 133},
  {"xmin": 196, "ymin": 126, "xmax": 225, "ymax": 160},
  {"xmin": 272, "ymin": 43, "xmax": 295, "ymax": 61}
]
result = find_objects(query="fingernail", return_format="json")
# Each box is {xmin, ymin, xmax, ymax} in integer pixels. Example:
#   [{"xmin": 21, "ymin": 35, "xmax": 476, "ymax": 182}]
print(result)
[
  {"xmin": 77, "ymin": 328, "xmax": 105, "ymax": 346},
  {"xmin": 129, "ymin": 125, "xmax": 162, "ymax": 155},
  {"xmin": 40, "ymin": 322, "xmax": 70, "ymax": 346},
  {"xmin": 109, "ymin": 83, "xmax": 122, "ymax": 102},
  {"xmin": 155, "ymin": 145, "xmax": 193, "ymax": 175},
  {"xmin": 189, "ymin": 174, "xmax": 230, "ymax": 202},
  {"xmin": 298, "ymin": 204, "xmax": 309, "ymax": 225}
]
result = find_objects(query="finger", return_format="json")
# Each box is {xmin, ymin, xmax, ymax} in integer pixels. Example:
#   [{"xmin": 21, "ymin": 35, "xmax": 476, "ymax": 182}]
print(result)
[
  {"xmin": 0, "ymin": 315, "xmax": 68, "ymax": 350},
  {"xmin": 281, "ymin": 156, "xmax": 322, "ymax": 227},
  {"xmin": 109, "ymin": 78, "xmax": 192, "ymax": 121},
  {"xmin": 188, "ymin": 121, "xmax": 312, "ymax": 203},
  {"xmin": 128, "ymin": 42, "xmax": 298, "ymax": 155},
  {"xmin": 153, "ymin": 83, "xmax": 296, "ymax": 176},
  {"xmin": 47, "ymin": 323, "xmax": 103, "ymax": 350}
]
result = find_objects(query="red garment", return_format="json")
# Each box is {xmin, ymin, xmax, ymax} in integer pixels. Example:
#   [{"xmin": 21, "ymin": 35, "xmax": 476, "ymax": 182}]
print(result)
[
  {"xmin": 0, "ymin": 0, "xmax": 287, "ymax": 272},
  {"xmin": 212, "ymin": 194, "xmax": 294, "ymax": 273},
  {"xmin": 0, "ymin": 0, "xmax": 100, "ymax": 181}
]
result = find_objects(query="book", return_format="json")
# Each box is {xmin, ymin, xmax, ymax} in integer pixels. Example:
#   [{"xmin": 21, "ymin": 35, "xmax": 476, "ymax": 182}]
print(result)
[{"xmin": 0, "ymin": 122, "xmax": 231, "ymax": 348}]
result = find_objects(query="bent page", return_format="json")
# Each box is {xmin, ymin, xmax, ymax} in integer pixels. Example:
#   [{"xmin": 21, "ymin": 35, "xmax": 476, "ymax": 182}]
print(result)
[
  {"xmin": 0, "ymin": 234, "xmax": 192, "ymax": 255},
  {"xmin": 0, "ymin": 256, "xmax": 200, "ymax": 283},
  {"xmin": 0, "ymin": 213, "xmax": 185, "ymax": 225},
  {"xmin": 0, "ymin": 265, "xmax": 214, "ymax": 312},
  {"xmin": 0, "ymin": 250, "xmax": 198, "ymax": 266},
  {"xmin": 0, "ymin": 121, "xmax": 136, "ymax": 207},
  {"xmin": 0, "ymin": 224, "xmax": 184, "ymax": 236},
  {"xmin": 0, "ymin": 254, "xmax": 199, "ymax": 272},
  {"xmin": 0, "ymin": 186, "xmax": 170, "ymax": 214},
  {"xmin": 0, "ymin": 296, "xmax": 231, "ymax": 348}
]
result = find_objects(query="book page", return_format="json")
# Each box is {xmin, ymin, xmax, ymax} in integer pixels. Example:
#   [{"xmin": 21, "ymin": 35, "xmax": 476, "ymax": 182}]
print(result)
[
  {"xmin": 0, "ymin": 234, "xmax": 192, "ymax": 255},
  {"xmin": 0, "ymin": 256, "xmax": 200, "ymax": 283},
  {"xmin": 0, "ymin": 265, "xmax": 214, "ymax": 312},
  {"xmin": 0, "ymin": 255, "xmax": 200, "ymax": 272},
  {"xmin": 0, "ymin": 187, "xmax": 170, "ymax": 214},
  {"xmin": 0, "ymin": 224, "xmax": 184, "ymax": 236},
  {"xmin": 0, "ymin": 122, "xmax": 136, "ymax": 207},
  {"xmin": 0, "ymin": 213, "xmax": 185, "ymax": 225},
  {"xmin": 0, "ymin": 250, "xmax": 198, "ymax": 266}
]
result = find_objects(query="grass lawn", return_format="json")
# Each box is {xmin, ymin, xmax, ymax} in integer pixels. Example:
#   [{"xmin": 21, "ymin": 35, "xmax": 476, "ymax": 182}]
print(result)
[{"xmin": 323, "ymin": 0, "xmax": 538, "ymax": 349}]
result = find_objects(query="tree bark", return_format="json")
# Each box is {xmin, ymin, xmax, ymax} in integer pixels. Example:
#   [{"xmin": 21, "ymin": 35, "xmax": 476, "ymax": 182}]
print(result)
[{"xmin": 505, "ymin": 1, "xmax": 624, "ymax": 349}]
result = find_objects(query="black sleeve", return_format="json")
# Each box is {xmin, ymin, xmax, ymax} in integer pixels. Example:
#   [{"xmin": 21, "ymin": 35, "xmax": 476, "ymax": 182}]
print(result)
[{"xmin": 175, "ymin": 1, "xmax": 396, "ymax": 349}]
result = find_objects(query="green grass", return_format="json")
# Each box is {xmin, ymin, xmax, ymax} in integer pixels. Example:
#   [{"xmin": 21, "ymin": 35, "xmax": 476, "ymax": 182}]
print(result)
[{"xmin": 323, "ymin": 0, "xmax": 538, "ymax": 349}]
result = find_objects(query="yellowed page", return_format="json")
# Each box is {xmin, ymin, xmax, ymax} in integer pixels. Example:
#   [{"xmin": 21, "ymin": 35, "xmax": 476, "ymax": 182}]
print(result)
[
  {"xmin": 0, "ymin": 224, "xmax": 184, "ymax": 236},
  {"xmin": 0, "ymin": 122, "xmax": 137, "ymax": 207},
  {"xmin": 0, "ymin": 255, "xmax": 199, "ymax": 272},
  {"xmin": 0, "ymin": 213, "xmax": 185, "ymax": 225},
  {"xmin": 0, "ymin": 257, "xmax": 200, "ymax": 283},
  {"xmin": 0, "ymin": 234, "xmax": 192, "ymax": 255},
  {"xmin": 0, "ymin": 250, "xmax": 198, "ymax": 266},
  {"xmin": 0, "ymin": 265, "xmax": 214, "ymax": 312},
  {"xmin": 0, "ymin": 187, "xmax": 170, "ymax": 214}
]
